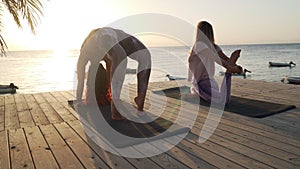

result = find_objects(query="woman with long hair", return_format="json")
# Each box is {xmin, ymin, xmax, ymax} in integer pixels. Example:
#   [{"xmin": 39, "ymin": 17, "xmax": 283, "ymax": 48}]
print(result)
[{"xmin": 187, "ymin": 21, "xmax": 243, "ymax": 105}]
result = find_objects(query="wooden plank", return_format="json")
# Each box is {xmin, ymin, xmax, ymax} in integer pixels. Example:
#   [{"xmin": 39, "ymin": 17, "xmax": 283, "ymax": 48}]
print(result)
[
  {"xmin": 24, "ymin": 126, "xmax": 59, "ymax": 169},
  {"xmin": 5, "ymin": 95, "xmax": 15, "ymax": 105},
  {"xmin": 32, "ymin": 93, "xmax": 47, "ymax": 104},
  {"xmin": 9, "ymin": 128, "xmax": 34, "ymax": 169},
  {"xmin": 243, "ymin": 93, "xmax": 300, "ymax": 108},
  {"xmin": 219, "ymin": 113, "xmax": 300, "ymax": 147},
  {"xmin": 54, "ymin": 122, "xmax": 110, "ymax": 169},
  {"xmin": 204, "ymin": 118, "xmax": 300, "ymax": 156},
  {"xmin": 150, "ymin": 136, "xmax": 219, "ymax": 168},
  {"xmin": 50, "ymin": 91, "xmax": 68, "ymax": 103},
  {"xmin": 195, "ymin": 121, "xmax": 300, "ymax": 166},
  {"xmin": 23, "ymin": 94, "xmax": 35, "ymax": 103},
  {"xmin": 190, "ymin": 126, "xmax": 299, "ymax": 169},
  {"xmin": 40, "ymin": 124, "xmax": 84, "ymax": 169},
  {"xmin": 132, "ymin": 141, "xmax": 191, "ymax": 169},
  {"xmin": 68, "ymin": 120, "xmax": 137, "ymax": 169},
  {"xmin": 0, "ymin": 96, "xmax": 4, "ymax": 106},
  {"xmin": 0, "ymin": 106, "xmax": 4, "ymax": 131},
  {"xmin": 42, "ymin": 93, "xmax": 77, "ymax": 122},
  {"xmin": 123, "ymin": 156, "xmax": 164, "ymax": 169},
  {"xmin": 60, "ymin": 91, "xmax": 75, "ymax": 101},
  {"xmin": 53, "ymin": 92, "xmax": 80, "ymax": 119},
  {"xmin": 257, "ymin": 115, "xmax": 300, "ymax": 138},
  {"xmin": 276, "ymin": 108, "xmax": 300, "ymax": 119},
  {"xmin": 26, "ymin": 101, "xmax": 49, "ymax": 126},
  {"xmin": 49, "ymin": 102, "xmax": 77, "ymax": 122},
  {"xmin": 5, "ymin": 103, "xmax": 20, "ymax": 130},
  {"xmin": 14, "ymin": 94, "xmax": 29, "ymax": 112},
  {"xmin": 196, "ymin": 137, "xmax": 272, "ymax": 169},
  {"xmin": 34, "ymin": 92, "xmax": 63, "ymax": 124},
  {"xmin": 13, "ymin": 93, "xmax": 35, "ymax": 129},
  {"xmin": 0, "ymin": 130, "xmax": 10, "ymax": 169},
  {"xmin": 18, "ymin": 110, "xmax": 35, "ymax": 128},
  {"xmin": 38, "ymin": 102, "xmax": 63, "ymax": 123},
  {"xmin": 42, "ymin": 92, "xmax": 57, "ymax": 103},
  {"xmin": 151, "ymin": 137, "xmax": 217, "ymax": 169}
]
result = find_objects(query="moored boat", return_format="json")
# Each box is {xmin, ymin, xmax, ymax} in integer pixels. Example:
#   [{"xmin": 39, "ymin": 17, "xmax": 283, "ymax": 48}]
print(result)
[
  {"xmin": 269, "ymin": 61, "xmax": 296, "ymax": 67},
  {"xmin": 0, "ymin": 83, "xmax": 19, "ymax": 94},
  {"xmin": 286, "ymin": 76, "xmax": 300, "ymax": 85}
]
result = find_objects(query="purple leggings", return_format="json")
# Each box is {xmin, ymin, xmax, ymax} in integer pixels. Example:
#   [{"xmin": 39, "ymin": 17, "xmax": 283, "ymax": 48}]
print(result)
[{"xmin": 197, "ymin": 73, "xmax": 232, "ymax": 105}]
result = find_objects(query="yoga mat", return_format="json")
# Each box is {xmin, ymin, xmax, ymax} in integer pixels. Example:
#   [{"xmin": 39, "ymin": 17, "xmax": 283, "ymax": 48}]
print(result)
[
  {"xmin": 152, "ymin": 86, "xmax": 296, "ymax": 118},
  {"xmin": 68, "ymin": 100, "xmax": 190, "ymax": 148}
]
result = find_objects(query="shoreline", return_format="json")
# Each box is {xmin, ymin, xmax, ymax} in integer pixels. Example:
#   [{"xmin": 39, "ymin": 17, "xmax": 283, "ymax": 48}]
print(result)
[{"xmin": 1, "ymin": 77, "xmax": 298, "ymax": 95}]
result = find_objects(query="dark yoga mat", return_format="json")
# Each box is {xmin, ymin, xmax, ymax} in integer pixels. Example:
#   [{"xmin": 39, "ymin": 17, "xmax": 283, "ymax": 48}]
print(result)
[
  {"xmin": 68, "ymin": 100, "xmax": 190, "ymax": 148},
  {"xmin": 152, "ymin": 86, "xmax": 296, "ymax": 118}
]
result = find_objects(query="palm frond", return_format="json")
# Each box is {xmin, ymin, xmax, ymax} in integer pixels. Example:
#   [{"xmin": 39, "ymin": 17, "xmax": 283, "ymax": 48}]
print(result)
[
  {"xmin": 0, "ymin": 5, "xmax": 3, "ymax": 29},
  {"xmin": 17, "ymin": 0, "xmax": 44, "ymax": 34},
  {"xmin": 0, "ymin": 5, "xmax": 7, "ymax": 56},
  {"xmin": 0, "ymin": 0, "xmax": 46, "ymax": 55},
  {"xmin": 0, "ymin": 34, "xmax": 7, "ymax": 56},
  {"xmin": 3, "ymin": 0, "xmax": 22, "ymax": 28}
]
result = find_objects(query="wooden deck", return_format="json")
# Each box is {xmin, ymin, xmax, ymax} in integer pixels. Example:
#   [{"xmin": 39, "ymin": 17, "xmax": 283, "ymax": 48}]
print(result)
[{"xmin": 0, "ymin": 78, "xmax": 300, "ymax": 169}]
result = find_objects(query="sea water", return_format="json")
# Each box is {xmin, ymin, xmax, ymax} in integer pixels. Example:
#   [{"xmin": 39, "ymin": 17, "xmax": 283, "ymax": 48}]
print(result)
[{"xmin": 0, "ymin": 43, "xmax": 299, "ymax": 94}]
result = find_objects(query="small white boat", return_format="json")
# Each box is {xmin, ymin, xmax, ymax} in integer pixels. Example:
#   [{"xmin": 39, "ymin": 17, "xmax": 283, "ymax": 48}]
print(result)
[
  {"xmin": 286, "ymin": 76, "xmax": 300, "ymax": 85},
  {"xmin": 0, "ymin": 83, "xmax": 18, "ymax": 94},
  {"xmin": 166, "ymin": 74, "xmax": 186, "ymax": 81},
  {"xmin": 269, "ymin": 61, "xmax": 296, "ymax": 67}
]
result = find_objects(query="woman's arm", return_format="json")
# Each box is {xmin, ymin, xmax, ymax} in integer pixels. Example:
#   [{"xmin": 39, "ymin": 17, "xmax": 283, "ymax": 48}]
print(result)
[
  {"xmin": 195, "ymin": 42, "xmax": 242, "ymax": 73},
  {"xmin": 218, "ymin": 50, "xmax": 230, "ymax": 61},
  {"xmin": 76, "ymin": 53, "xmax": 88, "ymax": 101}
]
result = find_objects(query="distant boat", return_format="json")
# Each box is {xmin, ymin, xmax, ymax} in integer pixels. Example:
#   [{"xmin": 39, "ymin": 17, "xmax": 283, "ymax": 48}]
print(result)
[
  {"xmin": 0, "ymin": 83, "xmax": 19, "ymax": 94},
  {"xmin": 286, "ymin": 76, "xmax": 300, "ymax": 85},
  {"xmin": 219, "ymin": 69, "xmax": 252, "ymax": 78},
  {"xmin": 269, "ymin": 61, "xmax": 296, "ymax": 67}
]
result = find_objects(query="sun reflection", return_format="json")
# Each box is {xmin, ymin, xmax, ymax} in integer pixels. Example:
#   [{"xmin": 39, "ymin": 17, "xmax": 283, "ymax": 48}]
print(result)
[
  {"xmin": 52, "ymin": 49, "xmax": 71, "ymax": 58},
  {"xmin": 43, "ymin": 49, "xmax": 77, "ymax": 92}
]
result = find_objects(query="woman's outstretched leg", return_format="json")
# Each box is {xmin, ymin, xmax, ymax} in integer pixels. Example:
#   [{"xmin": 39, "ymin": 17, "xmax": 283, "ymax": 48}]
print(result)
[{"xmin": 219, "ymin": 73, "xmax": 232, "ymax": 105}]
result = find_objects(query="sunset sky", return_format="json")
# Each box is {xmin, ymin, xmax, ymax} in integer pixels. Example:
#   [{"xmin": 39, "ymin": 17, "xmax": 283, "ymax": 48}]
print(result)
[{"xmin": 2, "ymin": 0, "xmax": 300, "ymax": 51}]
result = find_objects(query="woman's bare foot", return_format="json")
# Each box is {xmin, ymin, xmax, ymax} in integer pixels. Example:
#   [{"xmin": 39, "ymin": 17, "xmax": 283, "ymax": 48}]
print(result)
[{"xmin": 229, "ymin": 49, "xmax": 241, "ymax": 64}]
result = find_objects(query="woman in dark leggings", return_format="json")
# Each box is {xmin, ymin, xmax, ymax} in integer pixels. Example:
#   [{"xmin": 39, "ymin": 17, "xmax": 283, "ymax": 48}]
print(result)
[{"xmin": 77, "ymin": 27, "xmax": 151, "ymax": 120}]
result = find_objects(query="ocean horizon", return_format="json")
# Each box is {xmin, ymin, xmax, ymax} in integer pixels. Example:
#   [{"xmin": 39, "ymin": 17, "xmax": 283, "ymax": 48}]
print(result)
[{"xmin": 1, "ymin": 43, "xmax": 300, "ymax": 94}]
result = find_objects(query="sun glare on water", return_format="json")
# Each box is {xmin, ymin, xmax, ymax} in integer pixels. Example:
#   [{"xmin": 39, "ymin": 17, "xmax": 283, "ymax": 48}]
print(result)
[
  {"xmin": 42, "ymin": 49, "xmax": 77, "ymax": 91},
  {"xmin": 52, "ymin": 48, "xmax": 71, "ymax": 58}
]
